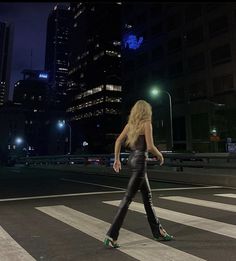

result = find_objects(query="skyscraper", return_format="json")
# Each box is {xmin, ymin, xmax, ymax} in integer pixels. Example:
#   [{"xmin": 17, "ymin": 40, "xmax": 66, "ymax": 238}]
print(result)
[
  {"xmin": 0, "ymin": 21, "xmax": 13, "ymax": 106},
  {"xmin": 121, "ymin": 3, "xmax": 236, "ymax": 152},
  {"xmin": 45, "ymin": 4, "xmax": 72, "ymax": 108},
  {"xmin": 68, "ymin": 3, "xmax": 122, "ymax": 153}
]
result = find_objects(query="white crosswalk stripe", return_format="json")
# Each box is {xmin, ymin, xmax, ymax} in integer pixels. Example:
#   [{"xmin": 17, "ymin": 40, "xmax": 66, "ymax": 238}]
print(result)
[
  {"xmin": 161, "ymin": 196, "xmax": 236, "ymax": 212},
  {"xmin": 214, "ymin": 193, "xmax": 236, "ymax": 199},
  {"xmin": 0, "ymin": 226, "xmax": 36, "ymax": 261},
  {"xmin": 103, "ymin": 200, "xmax": 236, "ymax": 239},
  {"xmin": 36, "ymin": 205, "xmax": 206, "ymax": 261}
]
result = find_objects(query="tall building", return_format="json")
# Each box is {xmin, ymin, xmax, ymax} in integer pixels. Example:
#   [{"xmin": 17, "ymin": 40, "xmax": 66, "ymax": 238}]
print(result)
[
  {"xmin": 13, "ymin": 69, "xmax": 50, "ymax": 155},
  {"xmin": 0, "ymin": 21, "xmax": 13, "ymax": 106},
  {"xmin": 121, "ymin": 2, "xmax": 236, "ymax": 152},
  {"xmin": 45, "ymin": 4, "xmax": 72, "ymax": 108},
  {"xmin": 67, "ymin": 3, "xmax": 122, "ymax": 153}
]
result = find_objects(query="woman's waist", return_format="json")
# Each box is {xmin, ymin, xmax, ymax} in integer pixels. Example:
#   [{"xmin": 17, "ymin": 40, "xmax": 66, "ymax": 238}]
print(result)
[{"xmin": 130, "ymin": 150, "xmax": 148, "ymax": 157}]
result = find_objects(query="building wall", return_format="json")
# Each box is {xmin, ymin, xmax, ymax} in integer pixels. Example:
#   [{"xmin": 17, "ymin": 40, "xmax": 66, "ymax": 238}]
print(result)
[
  {"xmin": 45, "ymin": 4, "xmax": 72, "ymax": 108},
  {"xmin": 122, "ymin": 2, "xmax": 236, "ymax": 152},
  {"xmin": 67, "ymin": 3, "xmax": 122, "ymax": 153},
  {"xmin": 0, "ymin": 21, "xmax": 13, "ymax": 106}
]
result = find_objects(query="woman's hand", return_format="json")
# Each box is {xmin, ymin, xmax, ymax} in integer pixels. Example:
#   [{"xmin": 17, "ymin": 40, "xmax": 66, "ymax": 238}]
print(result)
[
  {"xmin": 157, "ymin": 153, "xmax": 164, "ymax": 166},
  {"xmin": 113, "ymin": 160, "xmax": 122, "ymax": 173}
]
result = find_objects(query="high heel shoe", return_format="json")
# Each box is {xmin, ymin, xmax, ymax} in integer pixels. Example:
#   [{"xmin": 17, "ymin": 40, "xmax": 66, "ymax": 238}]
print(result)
[
  {"xmin": 154, "ymin": 225, "xmax": 173, "ymax": 241},
  {"xmin": 104, "ymin": 237, "xmax": 120, "ymax": 248}
]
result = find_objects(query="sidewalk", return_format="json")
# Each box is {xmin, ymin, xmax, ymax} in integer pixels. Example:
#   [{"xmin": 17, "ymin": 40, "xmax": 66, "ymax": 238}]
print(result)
[{"xmin": 28, "ymin": 163, "xmax": 236, "ymax": 188}]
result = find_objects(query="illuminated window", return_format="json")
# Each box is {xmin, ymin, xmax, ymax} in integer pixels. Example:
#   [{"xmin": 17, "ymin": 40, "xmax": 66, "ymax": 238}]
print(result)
[
  {"xmin": 105, "ymin": 85, "xmax": 122, "ymax": 91},
  {"xmin": 105, "ymin": 108, "xmax": 119, "ymax": 114},
  {"xmin": 105, "ymin": 97, "xmax": 122, "ymax": 103},
  {"xmin": 105, "ymin": 50, "xmax": 120, "ymax": 57},
  {"xmin": 93, "ymin": 51, "xmax": 104, "ymax": 61}
]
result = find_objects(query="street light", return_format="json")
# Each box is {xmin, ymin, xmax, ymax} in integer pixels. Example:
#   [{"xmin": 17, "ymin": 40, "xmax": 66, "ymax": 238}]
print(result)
[
  {"xmin": 150, "ymin": 87, "xmax": 173, "ymax": 150},
  {"xmin": 15, "ymin": 137, "xmax": 23, "ymax": 145},
  {"xmin": 57, "ymin": 120, "xmax": 72, "ymax": 154},
  {"xmin": 14, "ymin": 137, "xmax": 30, "ymax": 156}
]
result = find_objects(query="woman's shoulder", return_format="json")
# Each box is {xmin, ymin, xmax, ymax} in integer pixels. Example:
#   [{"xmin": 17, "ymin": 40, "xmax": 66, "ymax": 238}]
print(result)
[{"xmin": 143, "ymin": 120, "xmax": 152, "ymax": 128}]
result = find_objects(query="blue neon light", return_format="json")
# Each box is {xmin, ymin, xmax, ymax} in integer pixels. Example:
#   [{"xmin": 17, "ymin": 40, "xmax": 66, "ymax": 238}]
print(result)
[
  {"xmin": 39, "ymin": 73, "xmax": 48, "ymax": 79},
  {"xmin": 124, "ymin": 34, "xmax": 143, "ymax": 50}
]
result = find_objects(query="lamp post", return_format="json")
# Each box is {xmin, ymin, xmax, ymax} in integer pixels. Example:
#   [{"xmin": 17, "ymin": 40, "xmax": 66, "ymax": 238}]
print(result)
[
  {"xmin": 57, "ymin": 120, "xmax": 72, "ymax": 154},
  {"xmin": 150, "ymin": 87, "xmax": 173, "ymax": 151}
]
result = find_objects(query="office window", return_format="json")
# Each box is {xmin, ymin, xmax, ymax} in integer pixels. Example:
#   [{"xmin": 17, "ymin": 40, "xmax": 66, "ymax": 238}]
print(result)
[
  {"xmin": 167, "ymin": 13, "xmax": 182, "ymax": 32},
  {"xmin": 188, "ymin": 52, "xmax": 205, "ymax": 72},
  {"xmin": 124, "ymin": 59, "xmax": 134, "ymax": 71},
  {"xmin": 151, "ymin": 22, "xmax": 162, "ymax": 36},
  {"xmin": 167, "ymin": 36, "xmax": 182, "ymax": 53},
  {"xmin": 209, "ymin": 15, "xmax": 228, "ymax": 38},
  {"xmin": 206, "ymin": 3, "xmax": 222, "ymax": 13},
  {"xmin": 150, "ymin": 3, "xmax": 163, "ymax": 16},
  {"xmin": 189, "ymin": 80, "xmax": 207, "ymax": 100},
  {"xmin": 185, "ymin": 26, "xmax": 204, "ymax": 47},
  {"xmin": 168, "ymin": 61, "xmax": 183, "ymax": 77},
  {"xmin": 151, "ymin": 68, "xmax": 165, "ymax": 80},
  {"xmin": 185, "ymin": 4, "xmax": 202, "ymax": 22},
  {"xmin": 172, "ymin": 84, "xmax": 185, "ymax": 102},
  {"xmin": 151, "ymin": 45, "xmax": 164, "ymax": 61},
  {"xmin": 137, "ymin": 53, "xmax": 148, "ymax": 67},
  {"xmin": 136, "ymin": 13, "xmax": 147, "ymax": 25},
  {"xmin": 213, "ymin": 74, "xmax": 233, "ymax": 94},
  {"xmin": 191, "ymin": 113, "xmax": 209, "ymax": 139},
  {"xmin": 211, "ymin": 44, "xmax": 231, "ymax": 66}
]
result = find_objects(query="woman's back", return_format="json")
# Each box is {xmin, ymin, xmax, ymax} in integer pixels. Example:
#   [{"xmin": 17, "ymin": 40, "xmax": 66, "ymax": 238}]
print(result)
[{"xmin": 131, "ymin": 135, "xmax": 147, "ymax": 151}]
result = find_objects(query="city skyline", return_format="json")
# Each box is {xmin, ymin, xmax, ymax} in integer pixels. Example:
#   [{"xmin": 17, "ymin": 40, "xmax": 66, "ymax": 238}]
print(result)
[{"xmin": 0, "ymin": 2, "xmax": 69, "ymax": 100}]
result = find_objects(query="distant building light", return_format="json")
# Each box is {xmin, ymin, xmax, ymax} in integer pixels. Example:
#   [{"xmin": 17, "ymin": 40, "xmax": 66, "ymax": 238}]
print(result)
[
  {"xmin": 125, "ymin": 24, "xmax": 132, "ymax": 29},
  {"xmin": 113, "ymin": 41, "xmax": 121, "ymax": 46},
  {"xmin": 83, "ymin": 141, "xmax": 88, "ymax": 147},
  {"xmin": 54, "ymin": 5, "xmax": 57, "ymax": 10},
  {"xmin": 39, "ymin": 73, "xmax": 48, "ymax": 79}
]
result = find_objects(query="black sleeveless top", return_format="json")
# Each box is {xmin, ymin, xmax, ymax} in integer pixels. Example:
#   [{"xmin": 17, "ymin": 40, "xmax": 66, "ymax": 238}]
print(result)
[{"xmin": 131, "ymin": 135, "xmax": 147, "ymax": 152}]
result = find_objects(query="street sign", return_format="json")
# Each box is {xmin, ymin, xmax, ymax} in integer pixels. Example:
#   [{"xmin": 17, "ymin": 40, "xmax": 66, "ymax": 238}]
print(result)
[{"xmin": 227, "ymin": 143, "xmax": 236, "ymax": 153}]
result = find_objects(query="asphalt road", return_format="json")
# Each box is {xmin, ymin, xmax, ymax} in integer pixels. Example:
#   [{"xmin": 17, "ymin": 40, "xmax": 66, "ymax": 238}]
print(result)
[{"xmin": 0, "ymin": 166, "xmax": 236, "ymax": 261}]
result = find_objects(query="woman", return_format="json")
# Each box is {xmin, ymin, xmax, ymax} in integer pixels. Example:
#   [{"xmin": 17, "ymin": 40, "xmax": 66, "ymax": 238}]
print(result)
[{"xmin": 104, "ymin": 100, "xmax": 173, "ymax": 248}]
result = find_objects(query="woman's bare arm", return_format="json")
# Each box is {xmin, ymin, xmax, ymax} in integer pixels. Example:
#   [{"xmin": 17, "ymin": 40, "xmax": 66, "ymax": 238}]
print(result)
[
  {"xmin": 114, "ymin": 124, "xmax": 129, "ymax": 161},
  {"xmin": 144, "ymin": 121, "xmax": 164, "ymax": 165}
]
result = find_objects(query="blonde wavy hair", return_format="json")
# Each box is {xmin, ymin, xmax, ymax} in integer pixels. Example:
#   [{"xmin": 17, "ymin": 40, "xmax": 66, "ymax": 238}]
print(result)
[{"xmin": 125, "ymin": 100, "xmax": 152, "ymax": 148}]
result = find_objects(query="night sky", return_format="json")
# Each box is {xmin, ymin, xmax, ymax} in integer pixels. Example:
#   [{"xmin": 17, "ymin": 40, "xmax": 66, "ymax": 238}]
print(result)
[{"xmin": 0, "ymin": 2, "xmax": 69, "ymax": 100}]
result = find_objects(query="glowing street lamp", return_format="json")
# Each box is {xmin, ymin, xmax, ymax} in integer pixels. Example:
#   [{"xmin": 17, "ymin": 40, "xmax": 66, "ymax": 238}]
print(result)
[
  {"xmin": 57, "ymin": 120, "xmax": 72, "ymax": 154},
  {"xmin": 15, "ymin": 137, "xmax": 23, "ymax": 145},
  {"xmin": 150, "ymin": 87, "xmax": 173, "ymax": 150}
]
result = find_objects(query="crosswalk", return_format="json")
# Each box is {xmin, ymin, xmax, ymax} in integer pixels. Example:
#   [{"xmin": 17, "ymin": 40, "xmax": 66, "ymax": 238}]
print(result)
[{"xmin": 0, "ymin": 191, "xmax": 236, "ymax": 260}]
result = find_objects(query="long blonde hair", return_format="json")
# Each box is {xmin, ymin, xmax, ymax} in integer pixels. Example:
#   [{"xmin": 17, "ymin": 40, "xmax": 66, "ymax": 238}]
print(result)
[{"xmin": 125, "ymin": 100, "xmax": 152, "ymax": 148}]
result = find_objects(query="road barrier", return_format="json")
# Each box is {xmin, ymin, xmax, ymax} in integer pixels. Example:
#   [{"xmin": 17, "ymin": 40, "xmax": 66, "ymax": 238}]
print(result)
[{"xmin": 17, "ymin": 152, "xmax": 236, "ymax": 171}]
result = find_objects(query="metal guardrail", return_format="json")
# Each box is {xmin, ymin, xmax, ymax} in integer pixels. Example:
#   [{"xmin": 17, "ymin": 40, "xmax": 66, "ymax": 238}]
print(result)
[{"xmin": 17, "ymin": 152, "xmax": 236, "ymax": 171}]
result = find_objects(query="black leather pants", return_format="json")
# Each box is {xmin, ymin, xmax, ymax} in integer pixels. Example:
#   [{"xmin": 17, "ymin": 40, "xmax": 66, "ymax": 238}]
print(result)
[{"xmin": 106, "ymin": 151, "xmax": 161, "ymax": 240}]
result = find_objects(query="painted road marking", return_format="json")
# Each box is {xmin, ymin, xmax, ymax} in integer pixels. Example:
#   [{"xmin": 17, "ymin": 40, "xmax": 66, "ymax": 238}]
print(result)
[
  {"xmin": 152, "ymin": 186, "xmax": 223, "ymax": 191},
  {"xmin": 161, "ymin": 196, "xmax": 236, "ymax": 212},
  {"xmin": 0, "ymin": 226, "xmax": 36, "ymax": 261},
  {"xmin": 36, "ymin": 205, "xmax": 205, "ymax": 261},
  {"xmin": 103, "ymin": 200, "xmax": 236, "ymax": 239},
  {"xmin": 214, "ymin": 194, "xmax": 236, "ymax": 199}
]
